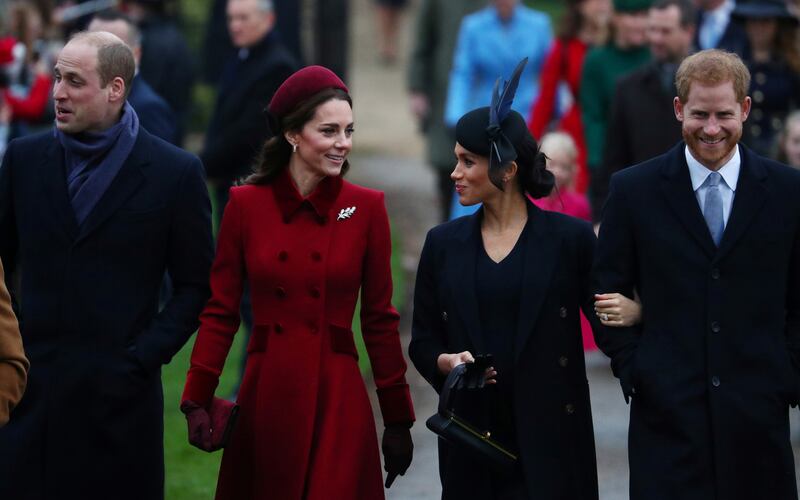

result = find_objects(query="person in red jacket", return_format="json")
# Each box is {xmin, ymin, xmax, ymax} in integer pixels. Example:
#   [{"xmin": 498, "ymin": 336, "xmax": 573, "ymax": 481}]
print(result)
[
  {"xmin": 181, "ymin": 65, "xmax": 415, "ymax": 500},
  {"xmin": 528, "ymin": 0, "xmax": 612, "ymax": 194}
]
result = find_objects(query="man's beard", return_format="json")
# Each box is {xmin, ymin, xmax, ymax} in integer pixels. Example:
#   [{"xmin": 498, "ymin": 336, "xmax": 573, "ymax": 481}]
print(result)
[{"xmin": 682, "ymin": 126, "xmax": 740, "ymax": 170}]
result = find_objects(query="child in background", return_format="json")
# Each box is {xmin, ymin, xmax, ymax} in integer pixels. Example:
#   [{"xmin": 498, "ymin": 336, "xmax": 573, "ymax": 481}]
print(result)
[
  {"xmin": 534, "ymin": 132, "xmax": 596, "ymax": 350},
  {"xmin": 533, "ymin": 131, "xmax": 591, "ymax": 221},
  {"xmin": 778, "ymin": 110, "xmax": 800, "ymax": 169}
]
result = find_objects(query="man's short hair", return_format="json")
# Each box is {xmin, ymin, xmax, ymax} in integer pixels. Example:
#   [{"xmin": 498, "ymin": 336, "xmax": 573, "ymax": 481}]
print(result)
[
  {"xmin": 91, "ymin": 9, "xmax": 142, "ymax": 48},
  {"xmin": 675, "ymin": 49, "xmax": 751, "ymax": 103},
  {"xmin": 69, "ymin": 31, "xmax": 136, "ymax": 98},
  {"xmin": 652, "ymin": 0, "xmax": 697, "ymax": 28}
]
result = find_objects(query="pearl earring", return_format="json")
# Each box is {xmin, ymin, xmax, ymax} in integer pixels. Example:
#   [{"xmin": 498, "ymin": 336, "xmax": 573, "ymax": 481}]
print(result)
[{"xmin": 292, "ymin": 143, "xmax": 298, "ymax": 153}]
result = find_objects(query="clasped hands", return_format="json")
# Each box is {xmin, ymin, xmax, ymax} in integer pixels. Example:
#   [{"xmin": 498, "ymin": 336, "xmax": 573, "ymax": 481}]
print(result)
[{"xmin": 594, "ymin": 293, "xmax": 641, "ymax": 327}]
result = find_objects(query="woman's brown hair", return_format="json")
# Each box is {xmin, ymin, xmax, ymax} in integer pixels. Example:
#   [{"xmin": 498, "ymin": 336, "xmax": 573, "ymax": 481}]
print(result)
[{"xmin": 245, "ymin": 88, "xmax": 353, "ymax": 185}]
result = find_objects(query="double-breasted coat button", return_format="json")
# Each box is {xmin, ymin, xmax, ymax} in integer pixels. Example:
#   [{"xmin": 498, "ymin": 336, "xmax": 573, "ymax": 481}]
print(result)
[
  {"xmin": 711, "ymin": 321, "xmax": 720, "ymax": 333},
  {"xmin": 711, "ymin": 268, "xmax": 720, "ymax": 280},
  {"xmin": 751, "ymin": 124, "xmax": 762, "ymax": 137},
  {"xmin": 755, "ymin": 72, "xmax": 767, "ymax": 85},
  {"xmin": 275, "ymin": 286, "xmax": 287, "ymax": 298},
  {"xmin": 278, "ymin": 251, "xmax": 288, "ymax": 262},
  {"xmin": 282, "ymin": 216, "xmax": 290, "ymax": 224},
  {"xmin": 311, "ymin": 251, "xmax": 322, "ymax": 262},
  {"xmin": 442, "ymin": 311, "xmax": 448, "ymax": 322},
  {"xmin": 772, "ymin": 118, "xmax": 782, "ymax": 131},
  {"xmin": 753, "ymin": 90, "xmax": 764, "ymax": 103},
  {"xmin": 310, "ymin": 287, "xmax": 321, "ymax": 298},
  {"xmin": 559, "ymin": 307, "xmax": 567, "ymax": 318},
  {"xmin": 711, "ymin": 376, "xmax": 720, "ymax": 387},
  {"xmin": 274, "ymin": 322, "xmax": 284, "ymax": 333},
  {"xmin": 565, "ymin": 403, "xmax": 576, "ymax": 415},
  {"xmin": 559, "ymin": 356, "xmax": 569, "ymax": 368},
  {"xmin": 752, "ymin": 109, "xmax": 764, "ymax": 121},
  {"xmin": 309, "ymin": 323, "xmax": 318, "ymax": 334}
]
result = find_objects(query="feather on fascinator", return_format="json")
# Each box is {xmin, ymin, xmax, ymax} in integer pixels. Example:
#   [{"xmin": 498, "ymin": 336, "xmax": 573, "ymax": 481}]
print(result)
[{"xmin": 455, "ymin": 58, "xmax": 530, "ymax": 191}]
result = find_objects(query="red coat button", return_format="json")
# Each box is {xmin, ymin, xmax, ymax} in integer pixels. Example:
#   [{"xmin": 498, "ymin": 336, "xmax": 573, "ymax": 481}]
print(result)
[
  {"xmin": 274, "ymin": 322, "xmax": 284, "ymax": 333},
  {"xmin": 278, "ymin": 251, "xmax": 288, "ymax": 262},
  {"xmin": 275, "ymin": 286, "xmax": 286, "ymax": 298},
  {"xmin": 311, "ymin": 251, "xmax": 322, "ymax": 262},
  {"xmin": 310, "ymin": 287, "xmax": 321, "ymax": 298}
]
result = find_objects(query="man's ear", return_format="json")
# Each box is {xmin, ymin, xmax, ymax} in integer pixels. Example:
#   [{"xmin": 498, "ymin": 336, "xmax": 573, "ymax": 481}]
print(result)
[
  {"xmin": 740, "ymin": 96, "xmax": 751, "ymax": 122},
  {"xmin": 674, "ymin": 96, "xmax": 684, "ymax": 122},
  {"xmin": 108, "ymin": 76, "xmax": 126, "ymax": 103}
]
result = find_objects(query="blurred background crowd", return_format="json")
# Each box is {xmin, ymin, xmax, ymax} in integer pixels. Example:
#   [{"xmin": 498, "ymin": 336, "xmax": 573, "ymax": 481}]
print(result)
[{"xmin": 0, "ymin": 0, "xmax": 797, "ymax": 224}]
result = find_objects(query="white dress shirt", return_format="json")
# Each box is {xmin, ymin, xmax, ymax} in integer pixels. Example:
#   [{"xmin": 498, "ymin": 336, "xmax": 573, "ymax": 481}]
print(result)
[{"xmin": 686, "ymin": 144, "xmax": 740, "ymax": 227}]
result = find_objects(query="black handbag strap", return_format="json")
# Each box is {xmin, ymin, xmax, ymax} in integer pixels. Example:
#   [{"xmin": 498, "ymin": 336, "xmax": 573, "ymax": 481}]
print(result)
[{"xmin": 438, "ymin": 363, "xmax": 468, "ymax": 415}]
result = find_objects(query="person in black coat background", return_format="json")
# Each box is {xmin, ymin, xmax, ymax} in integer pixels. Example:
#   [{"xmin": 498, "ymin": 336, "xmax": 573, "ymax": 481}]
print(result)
[
  {"xmin": 593, "ymin": 49, "xmax": 800, "ymax": 500},
  {"xmin": 201, "ymin": 0, "xmax": 298, "ymax": 219},
  {"xmin": 88, "ymin": 10, "xmax": 178, "ymax": 145},
  {"xmin": 0, "ymin": 32, "xmax": 213, "ymax": 499},
  {"xmin": 410, "ymin": 62, "xmax": 640, "ymax": 500},
  {"xmin": 592, "ymin": 0, "xmax": 696, "ymax": 220}
]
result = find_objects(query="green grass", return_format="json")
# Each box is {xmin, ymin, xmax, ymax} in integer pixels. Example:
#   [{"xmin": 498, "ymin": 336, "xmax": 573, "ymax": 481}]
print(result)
[{"xmin": 162, "ymin": 217, "xmax": 406, "ymax": 499}]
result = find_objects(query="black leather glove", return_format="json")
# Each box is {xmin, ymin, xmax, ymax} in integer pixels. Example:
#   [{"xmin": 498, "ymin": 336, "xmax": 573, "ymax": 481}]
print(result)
[{"xmin": 382, "ymin": 424, "xmax": 413, "ymax": 488}]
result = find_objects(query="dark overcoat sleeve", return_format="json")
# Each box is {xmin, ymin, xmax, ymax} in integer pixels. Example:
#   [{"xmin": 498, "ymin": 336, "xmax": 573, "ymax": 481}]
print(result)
[
  {"xmin": 409, "ymin": 229, "xmax": 448, "ymax": 393},
  {"xmin": 132, "ymin": 156, "xmax": 214, "ymax": 372},
  {"xmin": 592, "ymin": 173, "xmax": 642, "ymax": 399},
  {"xmin": 786, "ymin": 207, "xmax": 800, "ymax": 405}
]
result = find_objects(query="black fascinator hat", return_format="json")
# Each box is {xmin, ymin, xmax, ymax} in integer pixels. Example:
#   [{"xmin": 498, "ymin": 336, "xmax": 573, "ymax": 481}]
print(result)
[{"xmin": 455, "ymin": 58, "xmax": 530, "ymax": 190}]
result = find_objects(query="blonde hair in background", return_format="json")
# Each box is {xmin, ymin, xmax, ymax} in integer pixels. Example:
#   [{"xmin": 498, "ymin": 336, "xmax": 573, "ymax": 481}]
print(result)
[
  {"xmin": 675, "ymin": 49, "xmax": 751, "ymax": 103},
  {"xmin": 540, "ymin": 132, "xmax": 578, "ymax": 170}
]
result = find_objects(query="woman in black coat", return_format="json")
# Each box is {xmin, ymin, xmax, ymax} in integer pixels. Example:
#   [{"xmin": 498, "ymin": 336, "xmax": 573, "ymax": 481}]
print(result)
[{"xmin": 409, "ymin": 62, "xmax": 639, "ymax": 500}]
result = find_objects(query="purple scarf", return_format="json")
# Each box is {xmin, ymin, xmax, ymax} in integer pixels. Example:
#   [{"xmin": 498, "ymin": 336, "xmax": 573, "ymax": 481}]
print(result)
[{"xmin": 57, "ymin": 101, "xmax": 140, "ymax": 225}]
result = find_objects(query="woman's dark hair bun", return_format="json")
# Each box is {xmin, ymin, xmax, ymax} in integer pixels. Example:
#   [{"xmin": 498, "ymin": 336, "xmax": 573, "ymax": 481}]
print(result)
[{"xmin": 516, "ymin": 134, "xmax": 555, "ymax": 199}]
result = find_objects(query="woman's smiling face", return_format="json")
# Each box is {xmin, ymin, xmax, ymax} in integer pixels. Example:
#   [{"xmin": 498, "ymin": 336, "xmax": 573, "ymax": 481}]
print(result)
[{"xmin": 289, "ymin": 98, "xmax": 354, "ymax": 179}]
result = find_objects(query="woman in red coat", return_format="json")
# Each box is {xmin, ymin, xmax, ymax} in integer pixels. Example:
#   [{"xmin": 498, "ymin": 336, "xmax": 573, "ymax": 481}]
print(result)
[
  {"xmin": 527, "ymin": 0, "xmax": 611, "ymax": 194},
  {"xmin": 181, "ymin": 66, "xmax": 415, "ymax": 500}
]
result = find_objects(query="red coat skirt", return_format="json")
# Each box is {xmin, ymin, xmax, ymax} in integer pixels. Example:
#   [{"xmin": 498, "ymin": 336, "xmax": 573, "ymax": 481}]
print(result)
[{"xmin": 183, "ymin": 170, "xmax": 415, "ymax": 499}]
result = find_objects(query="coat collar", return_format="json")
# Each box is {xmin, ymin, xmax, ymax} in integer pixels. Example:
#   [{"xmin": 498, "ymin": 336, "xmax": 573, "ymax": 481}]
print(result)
[
  {"xmin": 448, "ymin": 199, "xmax": 561, "ymax": 361},
  {"xmin": 271, "ymin": 168, "xmax": 343, "ymax": 224},
  {"xmin": 659, "ymin": 141, "xmax": 767, "ymax": 261}
]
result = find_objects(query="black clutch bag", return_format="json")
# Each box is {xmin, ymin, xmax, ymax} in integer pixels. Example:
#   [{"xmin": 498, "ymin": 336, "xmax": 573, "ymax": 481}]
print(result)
[{"xmin": 425, "ymin": 363, "xmax": 518, "ymax": 470}]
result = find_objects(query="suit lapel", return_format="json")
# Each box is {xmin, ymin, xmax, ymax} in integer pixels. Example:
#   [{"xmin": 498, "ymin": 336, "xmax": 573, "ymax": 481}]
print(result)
[
  {"xmin": 448, "ymin": 213, "xmax": 487, "ymax": 353},
  {"xmin": 715, "ymin": 146, "xmax": 767, "ymax": 262},
  {"xmin": 76, "ymin": 134, "xmax": 148, "ymax": 243},
  {"xmin": 659, "ymin": 144, "xmax": 717, "ymax": 258},
  {"xmin": 41, "ymin": 139, "xmax": 79, "ymax": 240},
  {"xmin": 514, "ymin": 203, "xmax": 560, "ymax": 364}
]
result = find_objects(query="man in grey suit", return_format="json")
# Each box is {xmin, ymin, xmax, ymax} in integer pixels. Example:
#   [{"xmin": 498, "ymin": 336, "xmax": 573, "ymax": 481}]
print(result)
[{"xmin": 593, "ymin": 49, "xmax": 800, "ymax": 499}]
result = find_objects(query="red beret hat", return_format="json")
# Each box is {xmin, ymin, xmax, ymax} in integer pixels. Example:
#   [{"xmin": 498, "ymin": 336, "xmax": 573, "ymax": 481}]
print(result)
[{"xmin": 268, "ymin": 65, "xmax": 349, "ymax": 119}]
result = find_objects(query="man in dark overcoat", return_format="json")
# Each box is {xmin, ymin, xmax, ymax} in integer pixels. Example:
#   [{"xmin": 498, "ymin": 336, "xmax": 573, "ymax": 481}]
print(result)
[
  {"xmin": 592, "ymin": 0, "xmax": 696, "ymax": 217},
  {"xmin": 0, "ymin": 31, "xmax": 213, "ymax": 499},
  {"xmin": 593, "ymin": 48, "xmax": 800, "ymax": 500},
  {"xmin": 202, "ymin": 0, "xmax": 298, "ymax": 221}
]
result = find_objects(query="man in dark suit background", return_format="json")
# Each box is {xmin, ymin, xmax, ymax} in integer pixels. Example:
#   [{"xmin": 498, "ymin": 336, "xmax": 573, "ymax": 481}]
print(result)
[
  {"xmin": 693, "ymin": 0, "xmax": 748, "ymax": 53},
  {"xmin": 593, "ymin": 49, "xmax": 800, "ymax": 499},
  {"xmin": 202, "ymin": 0, "xmax": 298, "ymax": 222},
  {"xmin": 88, "ymin": 10, "xmax": 178, "ymax": 145},
  {"xmin": 0, "ymin": 31, "xmax": 213, "ymax": 499},
  {"xmin": 592, "ymin": 0, "xmax": 696, "ymax": 218}
]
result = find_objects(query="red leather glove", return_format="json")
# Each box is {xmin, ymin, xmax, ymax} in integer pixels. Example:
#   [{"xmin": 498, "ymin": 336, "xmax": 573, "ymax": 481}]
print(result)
[
  {"xmin": 181, "ymin": 397, "xmax": 240, "ymax": 452},
  {"xmin": 382, "ymin": 424, "xmax": 413, "ymax": 487},
  {"xmin": 180, "ymin": 400, "xmax": 213, "ymax": 452}
]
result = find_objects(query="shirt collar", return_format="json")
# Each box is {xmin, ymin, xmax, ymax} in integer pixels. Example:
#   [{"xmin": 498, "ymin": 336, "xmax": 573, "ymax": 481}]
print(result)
[
  {"xmin": 272, "ymin": 167, "xmax": 343, "ymax": 223},
  {"xmin": 685, "ymin": 144, "xmax": 741, "ymax": 192}
]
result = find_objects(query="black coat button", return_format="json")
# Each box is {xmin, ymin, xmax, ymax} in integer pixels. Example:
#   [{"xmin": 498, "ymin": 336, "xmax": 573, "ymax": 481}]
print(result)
[
  {"xmin": 442, "ymin": 311, "xmax": 448, "ymax": 322},
  {"xmin": 711, "ymin": 376, "xmax": 720, "ymax": 387},
  {"xmin": 711, "ymin": 268, "xmax": 720, "ymax": 280},
  {"xmin": 559, "ymin": 307, "xmax": 567, "ymax": 318},
  {"xmin": 274, "ymin": 323, "xmax": 284, "ymax": 333},
  {"xmin": 275, "ymin": 286, "xmax": 287, "ymax": 298},
  {"xmin": 711, "ymin": 321, "xmax": 720, "ymax": 333},
  {"xmin": 310, "ymin": 287, "xmax": 321, "ymax": 298},
  {"xmin": 565, "ymin": 403, "xmax": 575, "ymax": 415},
  {"xmin": 559, "ymin": 356, "xmax": 569, "ymax": 368}
]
